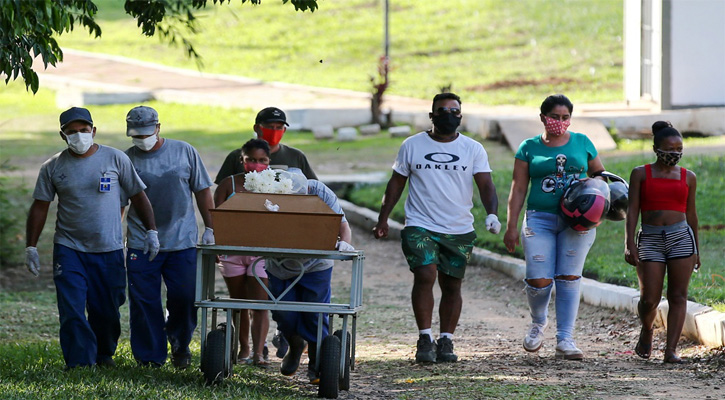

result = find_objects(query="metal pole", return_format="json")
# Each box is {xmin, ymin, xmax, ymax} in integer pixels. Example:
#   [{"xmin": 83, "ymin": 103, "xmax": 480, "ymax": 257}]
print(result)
[{"xmin": 384, "ymin": 0, "xmax": 389, "ymax": 59}]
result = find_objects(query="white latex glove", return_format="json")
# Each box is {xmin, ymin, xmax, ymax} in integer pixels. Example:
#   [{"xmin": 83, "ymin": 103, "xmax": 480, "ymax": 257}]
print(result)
[
  {"xmin": 26, "ymin": 246, "xmax": 40, "ymax": 277},
  {"xmin": 336, "ymin": 240, "xmax": 355, "ymax": 252},
  {"xmin": 485, "ymin": 214, "xmax": 501, "ymax": 234},
  {"xmin": 144, "ymin": 229, "xmax": 160, "ymax": 261},
  {"xmin": 201, "ymin": 227, "xmax": 215, "ymax": 245}
]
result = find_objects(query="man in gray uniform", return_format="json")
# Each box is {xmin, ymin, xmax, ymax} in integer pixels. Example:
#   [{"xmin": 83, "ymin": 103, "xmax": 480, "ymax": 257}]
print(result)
[
  {"xmin": 25, "ymin": 107, "xmax": 158, "ymax": 369},
  {"xmin": 123, "ymin": 105, "xmax": 215, "ymax": 369}
]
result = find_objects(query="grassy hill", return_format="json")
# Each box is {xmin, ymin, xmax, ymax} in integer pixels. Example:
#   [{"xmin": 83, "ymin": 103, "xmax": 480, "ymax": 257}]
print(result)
[{"xmin": 58, "ymin": 0, "xmax": 624, "ymax": 107}]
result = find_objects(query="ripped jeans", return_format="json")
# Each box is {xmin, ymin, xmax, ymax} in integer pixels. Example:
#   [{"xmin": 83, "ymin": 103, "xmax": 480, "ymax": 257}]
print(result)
[{"xmin": 522, "ymin": 210, "xmax": 596, "ymax": 341}]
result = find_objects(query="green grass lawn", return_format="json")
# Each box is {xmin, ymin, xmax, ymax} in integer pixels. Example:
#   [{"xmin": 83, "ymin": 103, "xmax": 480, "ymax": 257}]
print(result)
[
  {"xmin": 56, "ymin": 0, "xmax": 624, "ymax": 107},
  {"xmin": 0, "ymin": 292, "xmax": 308, "ymax": 400}
]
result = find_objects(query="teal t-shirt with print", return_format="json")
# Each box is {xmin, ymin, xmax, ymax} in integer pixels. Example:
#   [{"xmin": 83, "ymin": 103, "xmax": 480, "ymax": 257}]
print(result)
[{"xmin": 515, "ymin": 132, "xmax": 598, "ymax": 214}]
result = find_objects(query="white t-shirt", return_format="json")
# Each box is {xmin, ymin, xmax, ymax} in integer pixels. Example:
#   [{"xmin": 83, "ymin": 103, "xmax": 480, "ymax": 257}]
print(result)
[{"xmin": 393, "ymin": 131, "xmax": 492, "ymax": 234}]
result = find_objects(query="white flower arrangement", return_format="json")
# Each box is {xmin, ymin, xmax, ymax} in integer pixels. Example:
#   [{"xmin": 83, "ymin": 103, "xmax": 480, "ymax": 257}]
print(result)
[{"xmin": 244, "ymin": 169, "xmax": 294, "ymax": 194}]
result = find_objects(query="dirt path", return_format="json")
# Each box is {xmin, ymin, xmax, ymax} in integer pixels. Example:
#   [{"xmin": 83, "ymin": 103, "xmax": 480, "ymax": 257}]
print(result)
[
  {"xmin": 2, "ymin": 220, "xmax": 722, "ymax": 398},
  {"xmin": 273, "ymin": 231, "xmax": 724, "ymax": 399}
]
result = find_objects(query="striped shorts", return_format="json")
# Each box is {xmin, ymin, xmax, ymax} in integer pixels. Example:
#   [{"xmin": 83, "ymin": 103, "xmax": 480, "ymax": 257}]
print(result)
[{"xmin": 636, "ymin": 220, "xmax": 697, "ymax": 263}]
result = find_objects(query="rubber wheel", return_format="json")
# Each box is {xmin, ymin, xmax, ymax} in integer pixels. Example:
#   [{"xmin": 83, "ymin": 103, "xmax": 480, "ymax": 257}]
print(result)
[
  {"xmin": 202, "ymin": 329, "xmax": 227, "ymax": 385},
  {"xmin": 317, "ymin": 335, "xmax": 341, "ymax": 399},
  {"xmin": 333, "ymin": 330, "xmax": 351, "ymax": 391}
]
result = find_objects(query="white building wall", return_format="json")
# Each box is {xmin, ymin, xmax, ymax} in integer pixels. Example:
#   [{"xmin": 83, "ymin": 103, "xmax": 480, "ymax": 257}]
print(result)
[{"xmin": 668, "ymin": 0, "xmax": 725, "ymax": 107}]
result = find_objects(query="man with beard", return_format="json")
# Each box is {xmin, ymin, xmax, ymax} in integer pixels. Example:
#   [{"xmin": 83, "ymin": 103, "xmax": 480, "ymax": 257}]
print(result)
[{"xmin": 373, "ymin": 93, "xmax": 500, "ymax": 364}]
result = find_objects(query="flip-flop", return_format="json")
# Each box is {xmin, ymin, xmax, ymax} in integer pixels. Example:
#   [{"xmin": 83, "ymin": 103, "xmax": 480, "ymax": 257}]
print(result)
[
  {"xmin": 634, "ymin": 338, "xmax": 651, "ymax": 359},
  {"xmin": 664, "ymin": 354, "xmax": 683, "ymax": 364},
  {"xmin": 634, "ymin": 328, "xmax": 652, "ymax": 359},
  {"xmin": 236, "ymin": 357, "xmax": 253, "ymax": 365}
]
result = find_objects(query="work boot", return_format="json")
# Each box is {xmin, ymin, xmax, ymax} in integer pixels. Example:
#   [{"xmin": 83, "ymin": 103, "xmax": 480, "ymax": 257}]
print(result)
[
  {"xmin": 280, "ymin": 335, "xmax": 307, "ymax": 376},
  {"xmin": 307, "ymin": 341, "xmax": 319, "ymax": 384}
]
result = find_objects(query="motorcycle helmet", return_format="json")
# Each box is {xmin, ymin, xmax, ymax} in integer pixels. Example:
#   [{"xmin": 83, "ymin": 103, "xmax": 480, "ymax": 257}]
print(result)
[
  {"xmin": 560, "ymin": 178, "xmax": 611, "ymax": 231},
  {"xmin": 599, "ymin": 171, "xmax": 629, "ymax": 221}
]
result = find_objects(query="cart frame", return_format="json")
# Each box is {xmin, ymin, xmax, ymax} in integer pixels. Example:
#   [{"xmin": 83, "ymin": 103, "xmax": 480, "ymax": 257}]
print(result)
[{"xmin": 195, "ymin": 245, "xmax": 364, "ymax": 389}]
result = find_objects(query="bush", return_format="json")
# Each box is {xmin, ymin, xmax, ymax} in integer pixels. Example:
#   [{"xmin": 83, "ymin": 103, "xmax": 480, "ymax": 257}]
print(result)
[{"xmin": 0, "ymin": 163, "xmax": 30, "ymax": 269}]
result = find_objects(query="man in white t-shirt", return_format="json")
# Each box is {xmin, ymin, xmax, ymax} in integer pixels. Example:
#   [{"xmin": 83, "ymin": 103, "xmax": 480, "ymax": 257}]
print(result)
[{"xmin": 373, "ymin": 93, "xmax": 501, "ymax": 363}]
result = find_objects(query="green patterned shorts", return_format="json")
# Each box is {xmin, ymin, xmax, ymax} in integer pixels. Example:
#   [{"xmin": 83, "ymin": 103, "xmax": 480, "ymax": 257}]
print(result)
[{"xmin": 401, "ymin": 226, "xmax": 476, "ymax": 279}]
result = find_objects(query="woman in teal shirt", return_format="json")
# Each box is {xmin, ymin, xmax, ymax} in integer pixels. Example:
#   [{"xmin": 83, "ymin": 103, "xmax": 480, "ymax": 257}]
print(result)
[{"xmin": 503, "ymin": 94, "xmax": 606, "ymax": 360}]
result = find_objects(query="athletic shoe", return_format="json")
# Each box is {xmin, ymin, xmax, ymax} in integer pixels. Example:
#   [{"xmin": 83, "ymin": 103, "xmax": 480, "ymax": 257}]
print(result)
[
  {"xmin": 555, "ymin": 338, "xmax": 584, "ymax": 360},
  {"xmin": 415, "ymin": 334, "xmax": 437, "ymax": 363},
  {"xmin": 523, "ymin": 321, "xmax": 547, "ymax": 352},
  {"xmin": 436, "ymin": 337, "xmax": 458, "ymax": 363},
  {"xmin": 272, "ymin": 330, "xmax": 289, "ymax": 359}
]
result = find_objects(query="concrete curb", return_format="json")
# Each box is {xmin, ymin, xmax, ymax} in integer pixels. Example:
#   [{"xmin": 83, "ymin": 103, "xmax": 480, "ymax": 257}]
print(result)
[{"xmin": 338, "ymin": 199, "xmax": 725, "ymax": 348}]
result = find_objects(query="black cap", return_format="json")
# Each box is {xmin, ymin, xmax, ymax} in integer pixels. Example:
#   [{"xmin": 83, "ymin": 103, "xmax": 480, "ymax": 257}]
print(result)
[
  {"xmin": 255, "ymin": 107, "xmax": 288, "ymax": 126},
  {"xmin": 60, "ymin": 107, "xmax": 93, "ymax": 129}
]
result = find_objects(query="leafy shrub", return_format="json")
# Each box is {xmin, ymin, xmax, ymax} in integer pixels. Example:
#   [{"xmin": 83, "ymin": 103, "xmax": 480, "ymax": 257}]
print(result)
[{"xmin": 0, "ymin": 164, "xmax": 29, "ymax": 269}]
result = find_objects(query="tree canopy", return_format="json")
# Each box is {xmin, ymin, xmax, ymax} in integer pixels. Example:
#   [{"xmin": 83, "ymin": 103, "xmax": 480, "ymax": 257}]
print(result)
[{"xmin": 0, "ymin": 0, "xmax": 318, "ymax": 93}]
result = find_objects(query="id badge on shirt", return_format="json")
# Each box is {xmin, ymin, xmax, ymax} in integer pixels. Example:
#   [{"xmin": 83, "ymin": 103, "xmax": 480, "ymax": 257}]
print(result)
[{"xmin": 99, "ymin": 176, "xmax": 111, "ymax": 193}]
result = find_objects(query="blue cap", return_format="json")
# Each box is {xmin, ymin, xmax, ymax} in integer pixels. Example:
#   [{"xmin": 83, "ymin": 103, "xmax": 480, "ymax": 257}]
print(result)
[{"xmin": 59, "ymin": 107, "xmax": 93, "ymax": 130}]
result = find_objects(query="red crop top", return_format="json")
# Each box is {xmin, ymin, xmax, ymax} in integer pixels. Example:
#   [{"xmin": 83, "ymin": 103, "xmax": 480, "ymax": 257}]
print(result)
[{"xmin": 640, "ymin": 164, "xmax": 689, "ymax": 212}]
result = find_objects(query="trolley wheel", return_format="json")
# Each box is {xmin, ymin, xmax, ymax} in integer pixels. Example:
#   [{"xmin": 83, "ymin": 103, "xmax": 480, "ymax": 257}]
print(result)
[
  {"xmin": 333, "ymin": 330, "xmax": 351, "ymax": 391},
  {"xmin": 317, "ymin": 334, "xmax": 341, "ymax": 399},
  {"xmin": 202, "ymin": 328, "xmax": 227, "ymax": 385}
]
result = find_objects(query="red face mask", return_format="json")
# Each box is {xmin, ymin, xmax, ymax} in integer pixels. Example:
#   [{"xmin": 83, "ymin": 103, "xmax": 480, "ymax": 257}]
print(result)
[
  {"xmin": 544, "ymin": 115, "xmax": 571, "ymax": 136},
  {"xmin": 260, "ymin": 127, "xmax": 285, "ymax": 147},
  {"xmin": 244, "ymin": 162, "xmax": 268, "ymax": 173}
]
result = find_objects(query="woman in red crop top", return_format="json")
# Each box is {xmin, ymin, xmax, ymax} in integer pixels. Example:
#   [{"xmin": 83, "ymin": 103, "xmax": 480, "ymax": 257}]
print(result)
[{"xmin": 624, "ymin": 121, "xmax": 699, "ymax": 364}]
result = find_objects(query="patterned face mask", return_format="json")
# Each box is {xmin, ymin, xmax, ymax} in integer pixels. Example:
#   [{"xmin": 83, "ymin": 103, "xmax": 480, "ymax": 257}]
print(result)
[
  {"xmin": 655, "ymin": 149, "xmax": 683, "ymax": 166},
  {"xmin": 543, "ymin": 115, "xmax": 571, "ymax": 136}
]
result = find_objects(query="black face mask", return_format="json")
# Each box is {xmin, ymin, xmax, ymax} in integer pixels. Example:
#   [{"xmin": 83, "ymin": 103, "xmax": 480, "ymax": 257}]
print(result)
[{"xmin": 431, "ymin": 113, "xmax": 461, "ymax": 135}]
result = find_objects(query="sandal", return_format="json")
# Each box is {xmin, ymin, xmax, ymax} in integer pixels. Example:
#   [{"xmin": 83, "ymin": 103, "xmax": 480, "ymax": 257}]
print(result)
[
  {"xmin": 252, "ymin": 353, "xmax": 269, "ymax": 368},
  {"xmin": 664, "ymin": 348, "xmax": 683, "ymax": 364},
  {"xmin": 664, "ymin": 355, "xmax": 683, "ymax": 364},
  {"xmin": 634, "ymin": 328, "xmax": 653, "ymax": 359}
]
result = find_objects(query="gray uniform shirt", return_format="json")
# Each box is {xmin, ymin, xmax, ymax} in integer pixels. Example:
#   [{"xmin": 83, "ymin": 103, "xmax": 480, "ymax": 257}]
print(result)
[
  {"xmin": 124, "ymin": 139, "xmax": 213, "ymax": 251},
  {"xmin": 32, "ymin": 145, "xmax": 146, "ymax": 253},
  {"xmin": 265, "ymin": 180, "xmax": 347, "ymax": 280}
]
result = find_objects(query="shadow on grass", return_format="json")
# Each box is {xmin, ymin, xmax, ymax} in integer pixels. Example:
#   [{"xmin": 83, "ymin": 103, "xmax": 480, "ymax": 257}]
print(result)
[{"xmin": 0, "ymin": 342, "xmax": 307, "ymax": 400}]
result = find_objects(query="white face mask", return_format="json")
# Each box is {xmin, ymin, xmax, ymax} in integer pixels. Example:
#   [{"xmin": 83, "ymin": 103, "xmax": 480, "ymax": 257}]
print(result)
[
  {"xmin": 132, "ymin": 135, "xmax": 158, "ymax": 151},
  {"xmin": 62, "ymin": 131, "xmax": 94, "ymax": 154}
]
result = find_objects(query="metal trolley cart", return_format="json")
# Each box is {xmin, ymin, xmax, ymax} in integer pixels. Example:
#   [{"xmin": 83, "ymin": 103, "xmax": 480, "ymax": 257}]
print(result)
[{"xmin": 195, "ymin": 245, "xmax": 364, "ymax": 399}]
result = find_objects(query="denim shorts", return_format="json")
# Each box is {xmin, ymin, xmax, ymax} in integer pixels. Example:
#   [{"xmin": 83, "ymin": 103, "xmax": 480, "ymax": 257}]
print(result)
[
  {"xmin": 521, "ymin": 210, "xmax": 596, "ymax": 280},
  {"xmin": 636, "ymin": 220, "xmax": 697, "ymax": 263}
]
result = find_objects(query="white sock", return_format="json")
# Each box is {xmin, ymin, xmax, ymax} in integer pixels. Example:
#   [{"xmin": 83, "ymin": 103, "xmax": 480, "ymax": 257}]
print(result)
[
  {"xmin": 419, "ymin": 328, "xmax": 433, "ymax": 341},
  {"xmin": 440, "ymin": 332, "xmax": 453, "ymax": 340}
]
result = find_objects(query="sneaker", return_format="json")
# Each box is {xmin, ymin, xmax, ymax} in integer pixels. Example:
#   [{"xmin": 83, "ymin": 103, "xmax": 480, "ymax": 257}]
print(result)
[
  {"xmin": 415, "ymin": 334, "xmax": 437, "ymax": 363},
  {"xmin": 272, "ymin": 330, "xmax": 289, "ymax": 359},
  {"xmin": 263, "ymin": 344, "xmax": 269, "ymax": 362},
  {"xmin": 523, "ymin": 322, "xmax": 547, "ymax": 352},
  {"xmin": 555, "ymin": 338, "xmax": 584, "ymax": 360},
  {"xmin": 171, "ymin": 353, "xmax": 192, "ymax": 369},
  {"xmin": 436, "ymin": 337, "xmax": 458, "ymax": 363}
]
